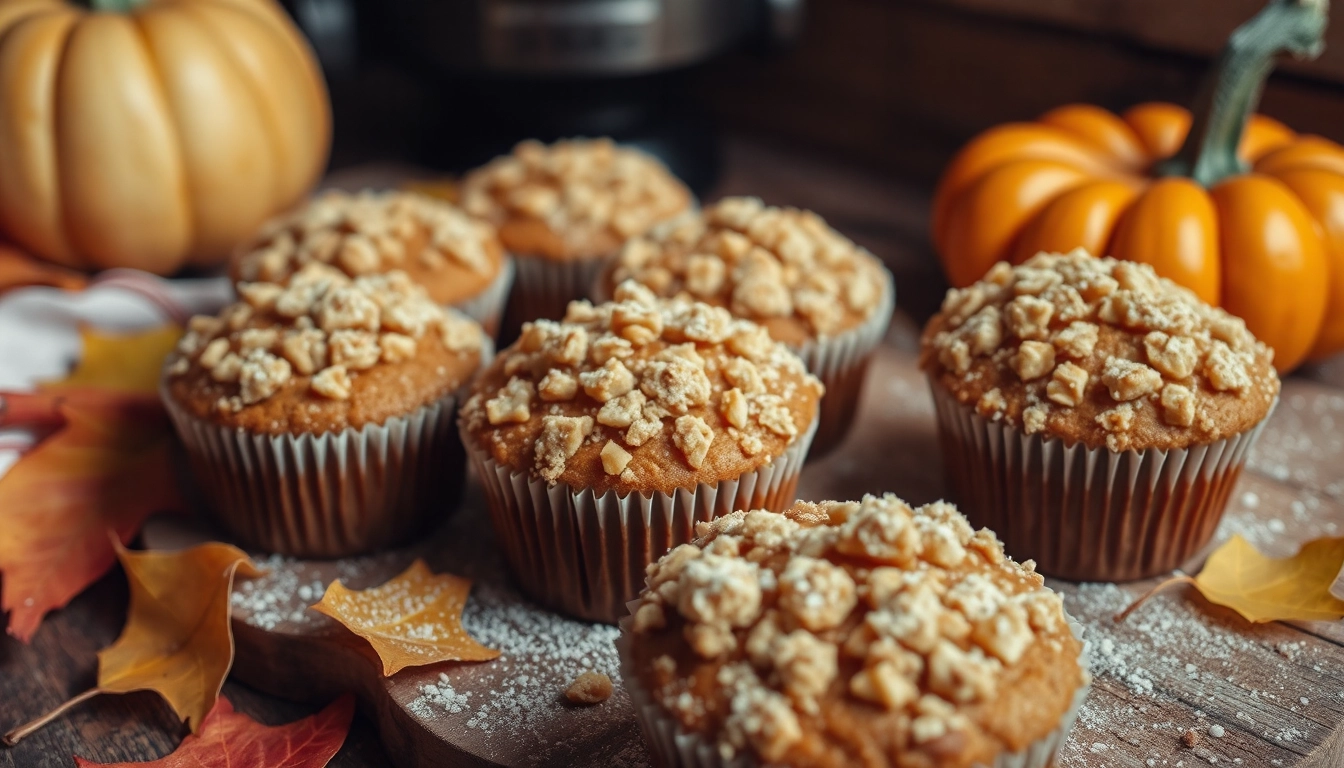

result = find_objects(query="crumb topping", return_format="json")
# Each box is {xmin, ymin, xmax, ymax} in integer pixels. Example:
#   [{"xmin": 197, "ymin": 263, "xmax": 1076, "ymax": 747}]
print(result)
[
  {"xmin": 462, "ymin": 281, "xmax": 823, "ymax": 489},
  {"xmin": 461, "ymin": 138, "xmax": 689, "ymax": 257},
  {"xmin": 922, "ymin": 250, "xmax": 1279, "ymax": 450},
  {"xmin": 236, "ymin": 190, "xmax": 498, "ymax": 284},
  {"xmin": 171, "ymin": 264, "xmax": 483, "ymax": 413},
  {"xmin": 565, "ymin": 671, "xmax": 614, "ymax": 705},
  {"xmin": 606, "ymin": 197, "xmax": 889, "ymax": 340},
  {"xmin": 630, "ymin": 495, "xmax": 1081, "ymax": 765}
]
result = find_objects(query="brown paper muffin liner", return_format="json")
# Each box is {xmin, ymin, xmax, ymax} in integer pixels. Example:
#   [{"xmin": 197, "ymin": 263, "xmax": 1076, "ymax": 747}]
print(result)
[
  {"xmin": 929, "ymin": 384, "xmax": 1274, "ymax": 582},
  {"xmin": 500, "ymin": 252, "xmax": 611, "ymax": 344},
  {"xmin": 453, "ymin": 256, "xmax": 514, "ymax": 338},
  {"xmin": 163, "ymin": 388, "xmax": 468, "ymax": 560},
  {"xmin": 788, "ymin": 267, "xmax": 895, "ymax": 457},
  {"xmin": 463, "ymin": 417, "xmax": 818, "ymax": 624},
  {"xmin": 616, "ymin": 611, "xmax": 1090, "ymax": 768}
]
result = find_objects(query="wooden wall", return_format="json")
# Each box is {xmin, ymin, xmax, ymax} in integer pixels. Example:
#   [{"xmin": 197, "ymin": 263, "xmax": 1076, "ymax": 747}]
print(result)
[{"xmin": 697, "ymin": 0, "xmax": 1344, "ymax": 187}]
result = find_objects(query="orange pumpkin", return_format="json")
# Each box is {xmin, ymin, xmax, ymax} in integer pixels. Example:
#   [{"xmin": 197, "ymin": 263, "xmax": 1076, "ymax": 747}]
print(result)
[
  {"xmin": 0, "ymin": 0, "xmax": 330, "ymax": 275},
  {"xmin": 932, "ymin": 0, "xmax": 1343, "ymax": 372}
]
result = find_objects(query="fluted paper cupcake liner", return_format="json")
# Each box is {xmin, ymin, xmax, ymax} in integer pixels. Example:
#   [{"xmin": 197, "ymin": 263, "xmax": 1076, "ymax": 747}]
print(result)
[
  {"xmin": 788, "ymin": 267, "xmax": 895, "ymax": 457},
  {"xmin": 453, "ymin": 256, "xmax": 515, "ymax": 338},
  {"xmin": 500, "ymin": 253, "xmax": 611, "ymax": 344},
  {"xmin": 617, "ymin": 609, "xmax": 1090, "ymax": 768},
  {"xmin": 463, "ymin": 416, "xmax": 818, "ymax": 624},
  {"xmin": 163, "ymin": 387, "xmax": 466, "ymax": 559},
  {"xmin": 929, "ymin": 384, "xmax": 1274, "ymax": 582}
]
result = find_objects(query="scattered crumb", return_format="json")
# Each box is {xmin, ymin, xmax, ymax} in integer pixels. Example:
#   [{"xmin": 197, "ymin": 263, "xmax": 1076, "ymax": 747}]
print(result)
[
  {"xmin": 1182, "ymin": 728, "xmax": 1200, "ymax": 748},
  {"xmin": 1209, "ymin": 724, "xmax": 1225, "ymax": 738},
  {"xmin": 565, "ymin": 671, "xmax": 614, "ymax": 705}
]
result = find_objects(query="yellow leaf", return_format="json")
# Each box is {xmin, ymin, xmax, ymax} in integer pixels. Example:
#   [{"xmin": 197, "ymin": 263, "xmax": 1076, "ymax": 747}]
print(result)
[
  {"xmin": 2, "ymin": 542, "xmax": 261, "ymax": 745},
  {"xmin": 312, "ymin": 559, "xmax": 498, "ymax": 676},
  {"xmin": 1193, "ymin": 534, "xmax": 1344, "ymax": 623},
  {"xmin": 41, "ymin": 325, "xmax": 182, "ymax": 394},
  {"xmin": 1117, "ymin": 534, "xmax": 1344, "ymax": 625},
  {"xmin": 99, "ymin": 541, "xmax": 262, "ymax": 729}
]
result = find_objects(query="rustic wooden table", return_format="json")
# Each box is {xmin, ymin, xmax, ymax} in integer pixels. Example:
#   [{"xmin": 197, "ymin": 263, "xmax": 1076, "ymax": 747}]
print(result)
[{"xmin": 2, "ymin": 137, "xmax": 1342, "ymax": 768}]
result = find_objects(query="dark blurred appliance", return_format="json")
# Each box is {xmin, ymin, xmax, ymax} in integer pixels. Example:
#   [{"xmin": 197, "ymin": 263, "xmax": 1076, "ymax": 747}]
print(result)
[{"xmin": 287, "ymin": 0, "xmax": 804, "ymax": 193}]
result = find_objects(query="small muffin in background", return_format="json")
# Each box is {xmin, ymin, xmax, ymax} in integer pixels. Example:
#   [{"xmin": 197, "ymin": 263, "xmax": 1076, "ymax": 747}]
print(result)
[
  {"xmin": 599, "ymin": 197, "xmax": 895, "ymax": 456},
  {"xmin": 233, "ymin": 190, "xmax": 512, "ymax": 334},
  {"xmin": 619, "ymin": 495, "xmax": 1090, "ymax": 768},
  {"xmin": 459, "ymin": 280, "xmax": 823, "ymax": 623},
  {"xmin": 164, "ymin": 264, "xmax": 487, "ymax": 558},
  {"xmin": 921, "ymin": 249, "xmax": 1280, "ymax": 581},
  {"xmin": 461, "ymin": 138, "xmax": 692, "ymax": 340}
]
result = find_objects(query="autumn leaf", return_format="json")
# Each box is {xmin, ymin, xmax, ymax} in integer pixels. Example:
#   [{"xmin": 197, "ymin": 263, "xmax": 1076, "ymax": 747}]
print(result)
[
  {"xmin": 3, "ymin": 542, "xmax": 261, "ymax": 745},
  {"xmin": 40, "ymin": 325, "xmax": 184, "ymax": 394},
  {"xmin": 0, "ymin": 325, "xmax": 183, "ymax": 641},
  {"xmin": 0, "ymin": 243, "xmax": 87, "ymax": 294},
  {"xmin": 312, "ymin": 559, "xmax": 498, "ymax": 676},
  {"xmin": 1118, "ymin": 534, "xmax": 1344, "ymax": 624},
  {"xmin": 73, "ymin": 694, "xmax": 354, "ymax": 768}
]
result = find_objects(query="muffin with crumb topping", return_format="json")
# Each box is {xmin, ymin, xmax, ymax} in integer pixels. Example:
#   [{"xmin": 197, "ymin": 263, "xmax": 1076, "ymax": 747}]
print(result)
[
  {"xmin": 459, "ymin": 280, "xmax": 823, "ymax": 623},
  {"xmin": 233, "ymin": 189, "xmax": 512, "ymax": 334},
  {"xmin": 619, "ymin": 494, "xmax": 1089, "ymax": 768},
  {"xmin": 921, "ymin": 249, "xmax": 1279, "ymax": 581},
  {"xmin": 461, "ymin": 138, "xmax": 692, "ymax": 342},
  {"xmin": 598, "ymin": 197, "xmax": 894, "ymax": 456},
  {"xmin": 163, "ymin": 264, "xmax": 488, "ymax": 557}
]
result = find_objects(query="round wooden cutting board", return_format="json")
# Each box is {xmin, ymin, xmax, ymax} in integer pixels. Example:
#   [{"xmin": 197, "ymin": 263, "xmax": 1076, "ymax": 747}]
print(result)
[{"xmin": 144, "ymin": 347, "xmax": 1344, "ymax": 768}]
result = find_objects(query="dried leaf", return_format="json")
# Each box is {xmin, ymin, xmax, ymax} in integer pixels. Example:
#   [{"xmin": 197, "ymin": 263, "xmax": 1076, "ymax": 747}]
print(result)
[
  {"xmin": 1117, "ymin": 534, "xmax": 1344, "ymax": 624},
  {"xmin": 73, "ymin": 694, "xmax": 354, "ymax": 768},
  {"xmin": 0, "ymin": 399, "xmax": 179, "ymax": 641},
  {"xmin": 0, "ymin": 325, "xmax": 183, "ymax": 641},
  {"xmin": 100, "ymin": 541, "xmax": 263, "ymax": 728},
  {"xmin": 3, "ymin": 542, "xmax": 261, "ymax": 745},
  {"xmin": 41, "ymin": 325, "xmax": 183, "ymax": 394},
  {"xmin": 312, "ymin": 559, "xmax": 498, "ymax": 676},
  {"xmin": 0, "ymin": 243, "xmax": 87, "ymax": 294},
  {"xmin": 1193, "ymin": 535, "xmax": 1344, "ymax": 623}
]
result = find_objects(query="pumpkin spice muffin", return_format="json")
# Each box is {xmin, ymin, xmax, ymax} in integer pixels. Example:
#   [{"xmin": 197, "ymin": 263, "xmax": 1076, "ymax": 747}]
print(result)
[
  {"xmin": 921, "ymin": 249, "xmax": 1280, "ymax": 581},
  {"xmin": 618, "ymin": 495, "xmax": 1089, "ymax": 768},
  {"xmin": 599, "ymin": 197, "xmax": 894, "ymax": 456},
  {"xmin": 233, "ymin": 189, "xmax": 512, "ymax": 334},
  {"xmin": 164, "ymin": 263, "xmax": 488, "ymax": 557},
  {"xmin": 459, "ymin": 280, "xmax": 824, "ymax": 623},
  {"xmin": 461, "ymin": 138, "xmax": 693, "ymax": 341}
]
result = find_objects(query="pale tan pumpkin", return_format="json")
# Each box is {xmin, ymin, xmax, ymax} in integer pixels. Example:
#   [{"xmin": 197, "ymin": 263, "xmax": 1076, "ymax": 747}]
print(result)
[{"xmin": 0, "ymin": 0, "xmax": 330, "ymax": 274}]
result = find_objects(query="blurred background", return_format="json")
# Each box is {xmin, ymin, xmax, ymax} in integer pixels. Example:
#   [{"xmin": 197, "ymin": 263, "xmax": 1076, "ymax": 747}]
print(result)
[
  {"xmin": 288, "ymin": 0, "xmax": 1344, "ymax": 322},
  {"xmin": 299, "ymin": 0, "xmax": 1344, "ymax": 183}
]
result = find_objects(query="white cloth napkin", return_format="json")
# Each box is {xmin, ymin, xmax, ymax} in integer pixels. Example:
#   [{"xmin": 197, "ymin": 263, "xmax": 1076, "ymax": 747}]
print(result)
[{"xmin": 0, "ymin": 270, "xmax": 232, "ymax": 476}]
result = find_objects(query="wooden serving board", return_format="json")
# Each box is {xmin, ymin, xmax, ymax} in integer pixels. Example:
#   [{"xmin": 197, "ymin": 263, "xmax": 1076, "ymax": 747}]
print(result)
[{"xmin": 144, "ymin": 346, "xmax": 1344, "ymax": 768}]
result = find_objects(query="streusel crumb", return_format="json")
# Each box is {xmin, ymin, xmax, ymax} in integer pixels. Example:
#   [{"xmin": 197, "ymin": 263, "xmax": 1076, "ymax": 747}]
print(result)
[{"xmin": 627, "ymin": 495, "xmax": 1085, "ymax": 767}]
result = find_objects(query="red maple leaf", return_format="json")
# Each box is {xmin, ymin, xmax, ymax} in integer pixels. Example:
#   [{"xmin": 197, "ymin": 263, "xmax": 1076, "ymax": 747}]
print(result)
[
  {"xmin": 0, "ymin": 326, "xmax": 184, "ymax": 641},
  {"xmin": 0, "ymin": 394, "xmax": 181, "ymax": 641},
  {"xmin": 73, "ymin": 694, "xmax": 355, "ymax": 768}
]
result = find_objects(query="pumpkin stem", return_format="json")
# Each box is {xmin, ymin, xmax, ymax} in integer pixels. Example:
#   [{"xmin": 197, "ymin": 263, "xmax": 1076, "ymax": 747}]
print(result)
[
  {"xmin": 1158, "ymin": 0, "xmax": 1328, "ymax": 185},
  {"xmin": 87, "ymin": 0, "xmax": 148, "ymax": 11}
]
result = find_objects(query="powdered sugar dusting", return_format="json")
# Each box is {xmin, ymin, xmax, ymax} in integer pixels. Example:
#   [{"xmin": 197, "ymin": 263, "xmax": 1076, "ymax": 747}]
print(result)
[{"xmin": 221, "ymin": 496, "xmax": 649, "ymax": 767}]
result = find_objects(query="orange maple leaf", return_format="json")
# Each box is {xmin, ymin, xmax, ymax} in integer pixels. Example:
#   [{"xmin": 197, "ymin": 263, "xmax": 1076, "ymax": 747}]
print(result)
[
  {"xmin": 0, "ymin": 325, "xmax": 184, "ymax": 641},
  {"xmin": 73, "ymin": 694, "xmax": 354, "ymax": 768},
  {"xmin": 4, "ymin": 541, "xmax": 262, "ymax": 745},
  {"xmin": 312, "ymin": 559, "xmax": 499, "ymax": 676}
]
